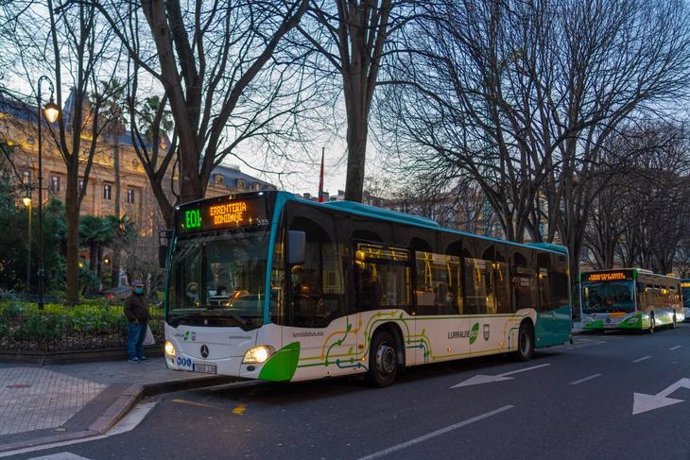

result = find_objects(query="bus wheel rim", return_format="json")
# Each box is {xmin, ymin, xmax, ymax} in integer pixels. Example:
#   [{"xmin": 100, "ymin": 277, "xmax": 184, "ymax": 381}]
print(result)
[{"xmin": 376, "ymin": 343, "xmax": 396, "ymax": 375}]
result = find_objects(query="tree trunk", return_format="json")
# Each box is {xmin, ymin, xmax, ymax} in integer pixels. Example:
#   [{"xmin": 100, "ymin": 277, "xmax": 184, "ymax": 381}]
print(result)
[
  {"xmin": 65, "ymin": 175, "xmax": 81, "ymax": 305},
  {"xmin": 344, "ymin": 111, "xmax": 368, "ymax": 203}
]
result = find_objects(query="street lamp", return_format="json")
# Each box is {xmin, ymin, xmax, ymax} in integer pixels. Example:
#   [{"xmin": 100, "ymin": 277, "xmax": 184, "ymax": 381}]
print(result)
[
  {"xmin": 36, "ymin": 75, "xmax": 60, "ymax": 310},
  {"xmin": 22, "ymin": 196, "xmax": 32, "ymax": 294}
]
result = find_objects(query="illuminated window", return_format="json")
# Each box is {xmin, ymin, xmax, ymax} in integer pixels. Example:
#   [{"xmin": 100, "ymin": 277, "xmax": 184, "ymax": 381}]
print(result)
[
  {"xmin": 79, "ymin": 178, "xmax": 85, "ymax": 194},
  {"xmin": 50, "ymin": 175, "xmax": 60, "ymax": 192},
  {"xmin": 127, "ymin": 188, "xmax": 135, "ymax": 203},
  {"xmin": 103, "ymin": 183, "xmax": 112, "ymax": 200},
  {"xmin": 22, "ymin": 170, "xmax": 31, "ymax": 184}
]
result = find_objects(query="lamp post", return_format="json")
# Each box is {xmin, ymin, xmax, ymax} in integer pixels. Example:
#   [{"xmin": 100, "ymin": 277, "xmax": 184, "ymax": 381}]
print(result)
[
  {"xmin": 22, "ymin": 196, "xmax": 32, "ymax": 293},
  {"xmin": 36, "ymin": 75, "xmax": 60, "ymax": 310}
]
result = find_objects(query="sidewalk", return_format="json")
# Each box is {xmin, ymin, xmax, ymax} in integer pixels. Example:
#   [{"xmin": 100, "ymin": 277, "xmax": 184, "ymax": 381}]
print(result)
[{"xmin": 0, "ymin": 356, "xmax": 237, "ymax": 454}]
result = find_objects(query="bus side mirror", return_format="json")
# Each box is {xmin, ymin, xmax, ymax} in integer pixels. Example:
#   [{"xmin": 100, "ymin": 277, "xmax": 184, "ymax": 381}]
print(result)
[
  {"xmin": 159, "ymin": 245, "xmax": 168, "ymax": 268},
  {"xmin": 287, "ymin": 230, "xmax": 305, "ymax": 265}
]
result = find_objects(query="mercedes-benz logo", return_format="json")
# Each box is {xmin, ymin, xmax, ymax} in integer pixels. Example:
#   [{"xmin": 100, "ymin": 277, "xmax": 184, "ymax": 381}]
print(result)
[{"xmin": 200, "ymin": 344, "xmax": 209, "ymax": 358}]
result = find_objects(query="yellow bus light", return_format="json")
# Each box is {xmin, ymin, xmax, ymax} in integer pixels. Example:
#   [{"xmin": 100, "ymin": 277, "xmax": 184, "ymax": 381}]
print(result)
[
  {"xmin": 164, "ymin": 340, "xmax": 177, "ymax": 357},
  {"xmin": 243, "ymin": 345, "xmax": 275, "ymax": 364}
]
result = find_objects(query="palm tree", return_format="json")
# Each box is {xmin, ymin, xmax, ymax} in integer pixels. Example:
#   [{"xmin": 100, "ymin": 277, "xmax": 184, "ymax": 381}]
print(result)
[{"xmin": 79, "ymin": 215, "xmax": 115, "ymax": 279}]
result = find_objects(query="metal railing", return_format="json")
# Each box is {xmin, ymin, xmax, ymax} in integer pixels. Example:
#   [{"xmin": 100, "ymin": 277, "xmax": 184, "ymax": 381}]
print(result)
[{"xmin": 0, "ymin": 307, "xmax": 164, "ymax": 353}]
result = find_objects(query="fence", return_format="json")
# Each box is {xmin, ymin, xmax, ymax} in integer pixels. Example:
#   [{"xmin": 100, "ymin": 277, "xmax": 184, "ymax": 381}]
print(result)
[{"xmin": 0, "ymin": 306, "xmax": 164, "ymax": 353}]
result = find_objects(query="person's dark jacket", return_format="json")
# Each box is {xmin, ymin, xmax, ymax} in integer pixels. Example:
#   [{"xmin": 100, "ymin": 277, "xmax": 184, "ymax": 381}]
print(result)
[{"xmin": 124, "ymin": 293, "xmax": 149, "ymax": 324}]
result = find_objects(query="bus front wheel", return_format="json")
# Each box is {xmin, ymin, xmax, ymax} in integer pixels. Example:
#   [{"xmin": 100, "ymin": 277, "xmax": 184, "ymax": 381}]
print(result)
[
  {"xmin": 367, "ymin": 330, "xmax": 398, "ymax": 387},
  {"xmin": 516, "ymin": 322, "xmax": 535, "ymax": 361}
]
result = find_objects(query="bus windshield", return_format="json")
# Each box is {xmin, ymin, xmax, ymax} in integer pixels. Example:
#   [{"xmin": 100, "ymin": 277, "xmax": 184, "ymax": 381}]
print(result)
[
  {"xmin": 582, "ymin": 281, "xmax": 635, "ymax": 313},
  {"xmin": 167, "ymin": 228, "xmax": 270, "ymax": 330}
]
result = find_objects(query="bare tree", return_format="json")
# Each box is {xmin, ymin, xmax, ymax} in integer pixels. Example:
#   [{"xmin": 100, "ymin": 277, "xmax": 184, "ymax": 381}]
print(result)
[
  {"xmin": 303, "ymin": 0, "xmax": 413, "ymax": 202},
  {"xmin": 94, "ymin": 0, "xmax": 317, "ymax": 226},
  {"xmin": 380, "ymin": 0, "xmax": 690, "ymax": 288},
  {"xmin": 585, "ymin": 122, "xmax": 690, "ymax": 272},
  {"xmin": 4, "ymin": 0, "xmax": 123, "ymax": 304}
]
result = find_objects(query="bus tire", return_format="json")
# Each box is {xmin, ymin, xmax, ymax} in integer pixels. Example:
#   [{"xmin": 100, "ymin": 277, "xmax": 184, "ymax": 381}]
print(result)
[
  {"xmin": 515, "ymin": 321, "xmax": 534, "ymax": 361},
  {"xmin": 367, "ymin": 330, "xmax": 398, "ymax": 388}
]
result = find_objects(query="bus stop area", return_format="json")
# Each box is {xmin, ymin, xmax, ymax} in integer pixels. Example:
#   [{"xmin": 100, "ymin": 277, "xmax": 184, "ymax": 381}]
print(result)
[
  {"xmin": 0, "ymin": 357, "xmax": 237, "ymax": 455},
  {"xmin": 0, "ymin": 322, "xmax": 585, "ymax": 455}
]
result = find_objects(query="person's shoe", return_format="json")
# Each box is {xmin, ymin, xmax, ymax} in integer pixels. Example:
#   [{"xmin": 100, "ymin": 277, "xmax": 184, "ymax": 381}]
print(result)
[
  {"xmin": 128, "ymin": 358, "xmax": 140, "ymax": 363},
  {"xmin": 139, "ymin": 356, "xmax": 149, "ymax": 361}
]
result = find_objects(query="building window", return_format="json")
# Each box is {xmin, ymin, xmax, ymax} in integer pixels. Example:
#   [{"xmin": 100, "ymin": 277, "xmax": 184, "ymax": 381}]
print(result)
[
  {"xmin": 237, "ymin": 179, "xmax": 245, "ymax": 189},
  {"xmin": 215, "ymin": 175, "xmax": 224, "ymax": 185},
  {"xmin": 127, "ymin": 188, "xmax": 135, "ymax": 203},
  {"xmin": 79, "ymin": 179, "xmax": 85, "ymax": 195},
  {"xmin": 50, "ymin": 175, "xmax": 61, "ymax": 192},
  {"xmin": 104, "ymin": 183, "xmax": 112, "ymax": 200}
]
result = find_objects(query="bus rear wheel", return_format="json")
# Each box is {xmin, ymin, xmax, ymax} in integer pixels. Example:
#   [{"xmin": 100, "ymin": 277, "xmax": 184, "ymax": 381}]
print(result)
[
  {"xmin": 367, "ymin": 330, "xmax": 398, "ymax": 387},
  {"xmin": 516, "ymin": 322, "xmax": 534, "ymax": 361}
]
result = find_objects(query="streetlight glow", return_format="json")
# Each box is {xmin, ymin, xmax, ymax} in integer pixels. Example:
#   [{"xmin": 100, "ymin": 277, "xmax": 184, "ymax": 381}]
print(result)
[{"xmin": 44, "ymin": 99, "xmax": 60, "ymax": 124}]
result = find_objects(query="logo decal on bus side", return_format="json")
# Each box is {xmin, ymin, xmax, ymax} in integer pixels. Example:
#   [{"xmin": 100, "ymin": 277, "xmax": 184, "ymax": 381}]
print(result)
[{"xmin": 447, "ymin": 323, "xmax": 483, "ymax": 344}]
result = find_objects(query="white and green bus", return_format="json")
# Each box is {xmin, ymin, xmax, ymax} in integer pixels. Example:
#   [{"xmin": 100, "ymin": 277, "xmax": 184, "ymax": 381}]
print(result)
[
  {"xmin": 580, "ymin": 268, "xmax": 685, "ymax": 332},
  {"xmin": 161, "ymin": 191, "xmax": 572, "ymax": 387}
]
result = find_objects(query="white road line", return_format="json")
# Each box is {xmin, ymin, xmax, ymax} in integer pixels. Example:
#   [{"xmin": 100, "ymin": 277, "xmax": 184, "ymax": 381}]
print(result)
[
  {"xmin": 570, "ymin": 373, "xmax": 602, "ymax": 385},
  {"xmin": 27, "ymin": 454, "xmax": 91, "ymax": 460},
  {"xmin": 669, "ymin": 345, "xmax": 682, "ymax": 351},
  {"xmin": 357, "ymin": 405, "xmax": 514, "ymax": 460},
  {"xmin": 633, "ymin": 356, "xmax": 651, "ymax": 363},
  {"xmin": 0, "ymin": 402, "xmax": 157, "ymax": 458}
]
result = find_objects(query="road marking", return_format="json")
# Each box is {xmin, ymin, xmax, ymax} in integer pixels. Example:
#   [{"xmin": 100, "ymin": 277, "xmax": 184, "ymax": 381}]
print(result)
[
  {"xmin": 633, "ymin": 378, "xmax": 690, "ymax": 415},
  {"xmin": 357, "ymin": 405, "xmax": 514, "ymax": 460},
  {"xmin": 669, "ymin": 346, "xmax": 681, "ymax": 351},
  {"xmin": 450, "ymin": 363, "xmax": 550, "ymax": 389},
  {"xmin": 26, "ymin": 454, "xmax": 91, "ymax": 460},
  {"xmin": 633, "ymin": 356, "xmax": 651, "ymax": 363},
  {"xmin": 570, "ymin": 373, "xmax": 602, "ymax": 385},
  {"xmin": 0, "ymin": 402, "xmax": 157, "ymax": 458}
]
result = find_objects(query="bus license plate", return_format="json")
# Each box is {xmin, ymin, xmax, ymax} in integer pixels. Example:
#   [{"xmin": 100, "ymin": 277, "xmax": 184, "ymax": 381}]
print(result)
[{"xmin": 193, "ymin": 363, "xmax": 217, "ymax": 374}]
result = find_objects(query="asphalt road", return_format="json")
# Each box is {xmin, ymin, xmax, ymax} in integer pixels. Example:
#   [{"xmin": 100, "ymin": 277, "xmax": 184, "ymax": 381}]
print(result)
[{"xmin": 10, "ymin": 324, "xmax": 690, "ymax": 460}]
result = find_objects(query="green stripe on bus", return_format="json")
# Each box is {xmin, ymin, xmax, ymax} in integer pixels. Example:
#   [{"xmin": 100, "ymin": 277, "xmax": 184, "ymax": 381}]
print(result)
[{"xmin": 258, "ymin": 342, "xmax": 300, "ymax": 382}]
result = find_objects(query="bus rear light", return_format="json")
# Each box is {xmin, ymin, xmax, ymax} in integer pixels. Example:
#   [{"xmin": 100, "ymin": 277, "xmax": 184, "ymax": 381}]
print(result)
[
  {"xmin": 243, "ymin": 345, "xmax": 275, "ymax": 364},
  {"xmin": 164, "ymin": 340, "xmax": 177, "ymax": 357}
]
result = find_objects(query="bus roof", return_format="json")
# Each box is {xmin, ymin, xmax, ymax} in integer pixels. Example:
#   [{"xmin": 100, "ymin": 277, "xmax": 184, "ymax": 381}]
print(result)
[
  {"xmin": 291, "ymin": 193, "xmax": 568, "ymax": 256},
  {"xmin": 321, "ymin": 200, "xmax": 441, "ymax": 228}
]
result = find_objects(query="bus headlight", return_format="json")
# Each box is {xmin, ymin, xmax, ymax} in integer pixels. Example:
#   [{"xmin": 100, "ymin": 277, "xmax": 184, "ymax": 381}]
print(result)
[
  {"xmin": 243, "ymin": 345, "xmax": 275, "ymax": 364},
  {"xmin": 164, "ymin": 340, "xmax": 177, "ymax": 357}
]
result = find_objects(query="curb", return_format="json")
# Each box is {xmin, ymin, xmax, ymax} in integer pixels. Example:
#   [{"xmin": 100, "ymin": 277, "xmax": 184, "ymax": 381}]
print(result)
[{"xmin": 0, "ymin": 375, "xmax": 237, "ymax": 455}]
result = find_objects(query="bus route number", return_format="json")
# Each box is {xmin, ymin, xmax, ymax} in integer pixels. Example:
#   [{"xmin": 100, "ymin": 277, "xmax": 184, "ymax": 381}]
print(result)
[{"xmin": 176, "ymin": 357, "xmax": 193, "ymax": 369}]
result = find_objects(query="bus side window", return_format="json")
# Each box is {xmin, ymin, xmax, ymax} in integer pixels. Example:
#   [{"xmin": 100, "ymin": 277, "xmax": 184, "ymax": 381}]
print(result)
[{"xmin": 285, "ymin": 208, "xmax": 346, "ymax": 328}]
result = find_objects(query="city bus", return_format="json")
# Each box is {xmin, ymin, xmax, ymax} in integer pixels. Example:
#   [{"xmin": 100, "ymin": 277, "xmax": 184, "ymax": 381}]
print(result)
[
  {"xmin": 579, "ymin": 268, "xmax": 685, "ymax": 332},
  {"xmin": 682, "ymin": 279, "xmax": 690, "ymax": 321},
  {"xmin": 161, "ymin": 191, "xmax": 572, "ymax": 387}
]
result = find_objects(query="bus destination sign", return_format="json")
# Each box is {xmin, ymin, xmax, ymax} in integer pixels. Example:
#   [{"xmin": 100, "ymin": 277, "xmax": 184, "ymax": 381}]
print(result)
[
  {"xmin": 585, "ymin": 271, "xmax": 631, "ymax": 282},
  {"xmin": 179, "ymin": 197, "xmax": 268, "ymax": 233}
]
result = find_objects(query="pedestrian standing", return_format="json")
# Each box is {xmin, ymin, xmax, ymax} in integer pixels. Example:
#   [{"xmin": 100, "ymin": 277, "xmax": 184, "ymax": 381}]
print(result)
[{"xmin": 124, "ymin": 280, "xmax": 149, "ymax": 363}]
